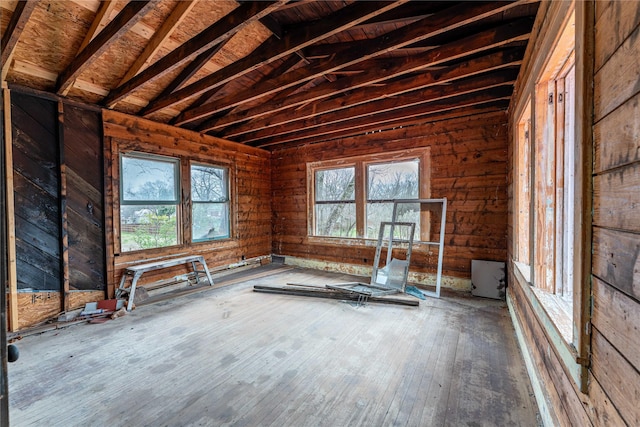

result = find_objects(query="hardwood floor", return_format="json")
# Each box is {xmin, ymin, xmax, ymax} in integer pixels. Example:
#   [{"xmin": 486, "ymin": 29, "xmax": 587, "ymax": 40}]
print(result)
[{"xmin": 8, "ymin": 267, "xmax": 540, "ymax": 426}]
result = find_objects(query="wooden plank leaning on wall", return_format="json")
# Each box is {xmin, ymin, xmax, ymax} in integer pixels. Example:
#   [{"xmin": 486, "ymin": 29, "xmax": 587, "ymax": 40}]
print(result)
[{"xmin": 2, "ymin": 87, "xmax": 19, "ymax": 331}]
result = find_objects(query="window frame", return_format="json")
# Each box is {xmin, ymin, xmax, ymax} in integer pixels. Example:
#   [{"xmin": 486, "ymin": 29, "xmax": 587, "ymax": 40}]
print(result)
[
  {"xmin": 119, "ymin": 151, "xmax": 182, "ymax": 253},
  {"xmin": 308, "ymin": 148, "xmax": 430, "ymax": 242},
  {"xmin": 510, "ymin": 2, "xmax": 592, "ymax": 392},
  {"xmin": 190, "ymin": 161, "xmax": 231, "ymax": 243}
]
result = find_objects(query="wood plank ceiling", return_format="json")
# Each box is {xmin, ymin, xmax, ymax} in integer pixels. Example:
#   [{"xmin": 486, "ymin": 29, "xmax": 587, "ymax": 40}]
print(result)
[{"xmin": 1, "ymin": 0, "xmax": 540, "ymax": 150}]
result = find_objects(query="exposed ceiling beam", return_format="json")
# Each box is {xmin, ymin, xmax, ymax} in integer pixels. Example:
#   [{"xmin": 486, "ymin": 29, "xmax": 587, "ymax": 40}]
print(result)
[
  {"xmin": 199, "ymin": 18, "xmax": 533, "ymax": 133},
  {"xmin": 261, "ymin": 101, "xmax": 510, "ymax": 150},
  {"xmin": 56, "ymin": 0, "xmax": 155, "ymax": 95},
  {"xmin": 76, "ymin": 1, "xmax": 118, "ymax": 54},
  {"xmin": 237, "ymin": 70, "xmax": 517, "ymax": 144},
  {"xmin": 153, "ymin": 42, "xmax": 226, "ymax": 103},
  {"xmin": 116, "ymin": 0, "xmax": 197, "ymax": 88},
  {"xmin": 249, "ymin": 86, "xmax": 513, "ymax": 148},
  {"xmin": 103, "ymin": 1, "xmax": 288, "ymax": 107},
  {"xmin": 1, "ymin": 0, "xmax": 38, "ymax": 79},
  {"xmin": 176, "ymin": 1, "xmax": 531, "ymax": 126},
  {"xmin": 349, "ymin": 1, "xmax": 442, "ymax": 29},
  {"xmin": 140, "ymin": 0, "xmax": 410, "ymax": 117},
  {"xmin": 216, "ymin": 48, "xmax": 523, "ymax": 137}
]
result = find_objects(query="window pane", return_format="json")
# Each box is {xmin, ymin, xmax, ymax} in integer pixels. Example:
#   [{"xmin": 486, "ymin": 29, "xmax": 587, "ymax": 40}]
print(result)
[
  {"xmin": 366, "ymin": 202, "xmax": 394, "ymax": 239},
  {"xmin": 367, "ymin": 160, "xmax": 419, "ymax": 200},
  {"xmin": 315, "ymin": 167, "xmax": 355, "ymax": 201},
  {"xmin": 191, "ymin": 164, "xmax": 230, "ymax": 242},
  {"xmin": 120, "ymin": 205, "xmax": 178, "ymax": 252},
  {"xmin": 191, "ymin": 165, "xmax": 227, "ymax": 202},
  {"xmin": 193, "ymin": 203, "xmax": 230, "ymax": 241},
  {"xmin": 315, "ymin": 203, "xmax": 356, "ymax": 237},
  {"xmin": 121, "ymin": 156, "xmax": 178, "ymax": 202}
]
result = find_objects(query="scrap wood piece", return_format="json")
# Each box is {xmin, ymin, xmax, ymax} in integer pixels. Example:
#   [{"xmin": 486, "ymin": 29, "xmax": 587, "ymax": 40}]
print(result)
[{"xmin": 253, "ymin": 284, "xmax": 418, "ymax": 307}]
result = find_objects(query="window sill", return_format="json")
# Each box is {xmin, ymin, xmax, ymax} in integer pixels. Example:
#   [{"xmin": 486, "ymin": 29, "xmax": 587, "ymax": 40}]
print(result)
[
  {"xmin": 511, "ymin": 260, "xmax": 585, "ymax": 388},
  {"xmin": 531, "ymin": 287, "xmax": 573, "ymax": 344}
]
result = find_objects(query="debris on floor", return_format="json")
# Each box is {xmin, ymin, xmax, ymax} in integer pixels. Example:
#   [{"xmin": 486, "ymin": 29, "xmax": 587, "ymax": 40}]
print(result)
[
  {"xmin": 405, "ymin": 285, "xmax": 427, "ymax": 300},
  {"xmin": 253, "ymin": 283, "xmax": 418, "ymax": 307}
]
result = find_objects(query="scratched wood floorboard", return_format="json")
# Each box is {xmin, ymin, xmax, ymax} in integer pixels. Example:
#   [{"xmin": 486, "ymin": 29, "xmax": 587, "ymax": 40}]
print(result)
[{"xmin": 8, "ymin": 267, "xmax": 540, "ymax": 426}]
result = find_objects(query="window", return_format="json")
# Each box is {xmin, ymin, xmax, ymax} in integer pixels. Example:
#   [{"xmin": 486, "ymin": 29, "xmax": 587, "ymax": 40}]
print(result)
[
  {"xmin": 191, "ymin": 163, "xmax": 230, "ymax": 241},
  {"xmin": 366, "ymin": 160, "xmax": 419, "ymax": 238},
  {"xmin": 314, "ymin": 167, "xmax": 356, "ymax": 237},
  {"xmin": 515, "ymin": 100, "xmax": 531, "ymax": 266},
  {"xmin": 120, "ymin": 153, "xmax": 180, "ymax": 252},
  {"xmin": 310, "ymin": 149, "xmax": 429, "ymax": 240},
  {"xmin": 515, "ymin": 10, "xmax": 576, "ymax": 343}
]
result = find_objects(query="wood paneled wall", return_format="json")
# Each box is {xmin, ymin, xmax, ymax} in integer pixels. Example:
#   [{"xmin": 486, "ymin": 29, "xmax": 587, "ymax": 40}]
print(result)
[
  {"xmin": 64, "ymin": 104, "xmax": 105, "ymax": 291},
  {"xmin": 11, "ymin": 92, "xmax": 61, "ymax": 292},
  {"xmin": 508, "ymin": 1, "xmax": 640, "ymax": 424},
  {"xmin": 8, "ymin": 90, "xmax": 107, "ymax": 329},
  {"xmin": 271, "ymin": 110, "xmax": 509, "ymax": 286},
  {"xmin": 102, "ymin": 111, "xmax": 272, "ymax": 297}
]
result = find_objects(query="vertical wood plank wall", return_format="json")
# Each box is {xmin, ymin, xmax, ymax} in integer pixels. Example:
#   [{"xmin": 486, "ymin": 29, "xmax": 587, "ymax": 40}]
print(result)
[
  {"xmin": 11, "ymin": 92, "xmax": 61, "ymax": 293},
  {"xmin": 271, "ymin": 111, "xmax": 509, "ymax": 286},
  {"xmin": 8, "ymin": 91, "xmax": 106, "ymax": 329},
  {"xmin": 508, "ymin": 1, "xmax": 640, "ymax": 424},
  {"xmin": 101, "ymin": 111, "xmax": 272, "ymax": 297}
]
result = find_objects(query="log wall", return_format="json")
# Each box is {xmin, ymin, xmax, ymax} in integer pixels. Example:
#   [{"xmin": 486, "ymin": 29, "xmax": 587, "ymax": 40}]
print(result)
[
  {"xmin": 102, "ymin": 110, "xmax": 272, "ymax": 297},
  {"xmin": 508, "ymin": 1, "xmax": 640, "ymax": 424},
  {"xmin": 271, "ymin": 110, "xmax": 509, "ymax": 287}
]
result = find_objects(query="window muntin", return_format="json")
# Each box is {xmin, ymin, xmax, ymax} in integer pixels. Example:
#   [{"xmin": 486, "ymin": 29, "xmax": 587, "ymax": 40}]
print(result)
[
  {"xmin": 366, "ymin": 160, "xmax": 419, "ymax": 238},
  {"xmin": 515, "ymin": 9, "xmax": 577, "ymax": 345},
  {"xmin": 310, "ymin": 152, "xmax": 426, "ymax": 240},
  {"xmin": 314, "ymin": 167, "xmax": 356, "ymax": 237},
  {"xmin": 120, "ymin": 153, "xmax": 180, "ymax": 252},
  {"xmin": 191, "ymin": 163, "xmax": 230, "ymax": 241},
  {"xmin": 515, "ymin": 100, "xmax": 532, "ymax": 266}
]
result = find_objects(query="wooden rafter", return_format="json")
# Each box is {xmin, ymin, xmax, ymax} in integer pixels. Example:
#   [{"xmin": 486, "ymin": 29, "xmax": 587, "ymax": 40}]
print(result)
[
  {"xmin": 76, "ymin": 1, "xmax": 118, "ymax": 54},
  {"xmin": 56, "ymin": 1, "xmax": 155, "ymax": 95},
  {"xmin": 200, "ymin": 21, "xmax": 530, "ymax": 134},
  {"xmin": 198, "ymin": 18, "xmax": 533, "ymax": 133},
  {"xmin": 1, "ymin": 0, "xmax": 38, "ymax": 79},
  {"xmin": 155, "ymin": 42, "xmax": 226, "ymax": 100},
  {"xmin": 215, "ymin": 49, "xmax": 523, "ymax": 137},
  {"xmin": 104, "ymin": 1, "xmax": 288, "ymax": 107},
  {"xmin": 237, "ymin": 70, "xmax": 518, "ymax": 144},
  {"xmin": 249, "ymin": 87, "xmax": 513, "ymax": 148},
  {"xmin": 176, "ymin": 1, "xmax": 531, "ymax": 126},
  {"xmin": 260, "ymin": 101, "xmax": 510, "ymax": 150},
  {"xmin": 139, "ymin": 0, "xmax": 410, "ymax": 117},
  {"xmin": 116, "ymin": 0, "xmax": 197, "ymax": 88}
]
